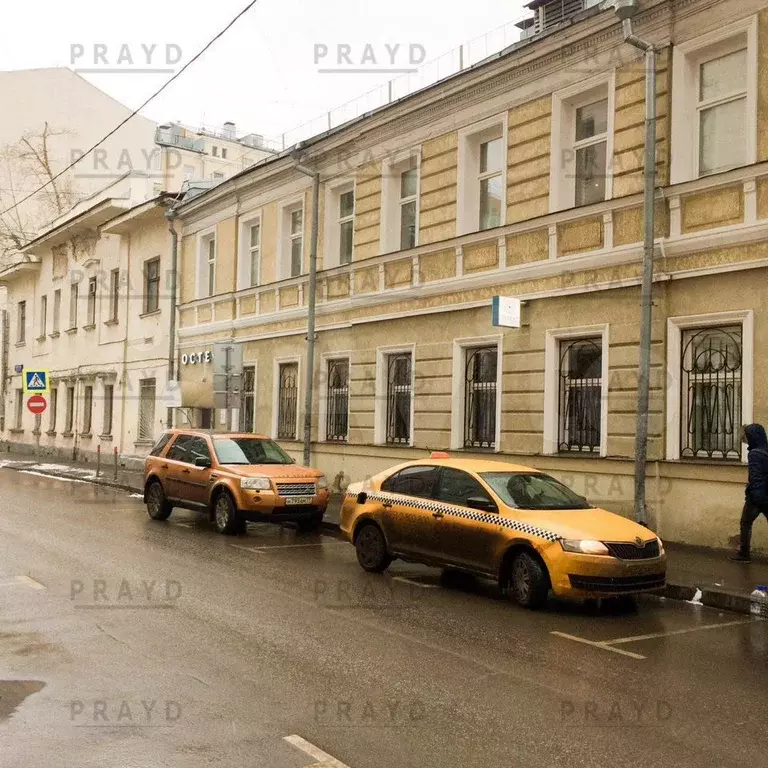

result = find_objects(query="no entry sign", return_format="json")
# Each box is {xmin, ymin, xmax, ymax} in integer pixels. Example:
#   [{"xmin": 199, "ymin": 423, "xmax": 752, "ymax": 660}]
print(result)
[{"xmin": 27, "ymin": 395, "xmax": 47, "ymax": 415}]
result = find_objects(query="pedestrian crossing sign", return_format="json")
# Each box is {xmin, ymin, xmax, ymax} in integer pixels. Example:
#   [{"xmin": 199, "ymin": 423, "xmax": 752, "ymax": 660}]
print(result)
[{"xmin": 23, "ymin": 370, "xmax": 49, "ymax": 394}]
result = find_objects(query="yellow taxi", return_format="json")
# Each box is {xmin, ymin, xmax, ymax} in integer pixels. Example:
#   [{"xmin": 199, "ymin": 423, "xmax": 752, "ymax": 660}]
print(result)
[{"xmin": 340, "ymin": 454, "xmax": 666, "ymax": 609}]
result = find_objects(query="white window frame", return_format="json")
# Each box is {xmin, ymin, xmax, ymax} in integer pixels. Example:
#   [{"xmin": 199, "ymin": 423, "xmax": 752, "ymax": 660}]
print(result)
[
  {"xmin": 39, "ymin": 295, "xmax": 47, "ymax": 338},
  {"xmin": 457, "ymin": 115, "xmax": 508, "ymax": 235},
  {"xmin": 318, "ymin": 351, "xmax": 352, "ymax": 442},
  {"xmin": 196, "ymin": 226, "xmax": 217, "ymax": 299},
  {"xmin": 670, "ymin": 16, "xmax": 758, "ymax": 184},
  {"xmin": 450, "ymin": 335, "xmax": 503, "ymax": 451},
  {"xmin": 271, "ymin": 355, "xmax": 301, "ymax": 440},
  {"xmin": 550, "ymin": 72, "xmax": 615, "ymax": 212},
  {"xmin": 323, "ymin": 179, "xmax": 355, "ymax": 268},
  {"xmin": 380, "ymin": 149, "xmax": 421, "ymax": 254},
  {"xmin": 543, "ymin": 324, "xmax": 609, "ymax": 457},
  {"xmin": 374, "ymin": 343, "xmax": 416, "ymax": 446},
  {"xmin": 238, "ymin": 214, "xmax": 262, "ymax": 290},
  {"xmin": 52, "ymin": 288, "xmax": 61, "ymax": 334},
  {"xmin": 666, "ymin": 310, "xmax": 753, "ymax": 463},
  {"xmin": 277, "ymin": 196, "xmax": 305, "ymax": 280}
]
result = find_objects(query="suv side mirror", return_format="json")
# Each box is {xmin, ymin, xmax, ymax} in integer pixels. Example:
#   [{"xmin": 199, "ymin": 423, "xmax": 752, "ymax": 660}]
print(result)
[
  {"xmin": 194, "ymin": 457, "xmax": 212, "ymax": 469},
  {"xmin": 467, "ymin": 496, "xmax": 497, "ymax": 513}
]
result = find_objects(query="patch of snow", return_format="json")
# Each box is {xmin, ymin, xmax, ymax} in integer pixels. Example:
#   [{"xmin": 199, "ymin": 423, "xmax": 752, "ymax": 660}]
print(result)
[
  {"xmin": 19, "ymin": 470, "xmax": 89, "ymax": 484},
  {"xmin": 128, "ymin": 494, "xmax": 144, "ymax": 499},
  {"xmin": 687, "ymin": 588, "xmax": 703, "ymax": 605}
]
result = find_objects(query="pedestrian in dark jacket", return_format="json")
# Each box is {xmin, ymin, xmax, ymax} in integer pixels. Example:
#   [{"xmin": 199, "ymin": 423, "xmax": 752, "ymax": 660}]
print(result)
[{"xmin": 730, "ymin": 423, "xmax": 768, "ymax": 562}]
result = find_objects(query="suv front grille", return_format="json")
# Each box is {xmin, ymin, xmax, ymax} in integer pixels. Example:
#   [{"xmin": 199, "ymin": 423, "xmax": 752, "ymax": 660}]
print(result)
[
  {"xmin": 569, "ymin": 573, "xmax": 666, "ymax": 593},
  {"xmin": 276, "ymin": 482, "xmax": 316, "ymax": 497},
  {"xmin": 605, "ymin": 540, "xmax": 661, "ymax": 560}
]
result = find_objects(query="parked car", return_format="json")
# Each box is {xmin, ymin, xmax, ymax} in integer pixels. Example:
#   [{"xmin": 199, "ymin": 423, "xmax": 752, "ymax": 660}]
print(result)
[
  {"xmin": 340, "ymin": 453, "xmax": 666, "ymax": 609},
  {"xmin": 143, "ymin": 430, "xmax": 330, "ymax": 534}
]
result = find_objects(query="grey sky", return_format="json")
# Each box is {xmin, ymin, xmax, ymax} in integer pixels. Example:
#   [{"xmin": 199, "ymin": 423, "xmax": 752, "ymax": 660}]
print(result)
[{"xmin": 0, "ymin": 0, "xmax": 527, "ymax": 144}]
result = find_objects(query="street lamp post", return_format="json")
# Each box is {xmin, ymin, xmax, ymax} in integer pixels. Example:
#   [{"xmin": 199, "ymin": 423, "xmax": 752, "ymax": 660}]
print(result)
[{"xmin": 615, "ymin": 0, "xmax": 657, "ymax": 524}]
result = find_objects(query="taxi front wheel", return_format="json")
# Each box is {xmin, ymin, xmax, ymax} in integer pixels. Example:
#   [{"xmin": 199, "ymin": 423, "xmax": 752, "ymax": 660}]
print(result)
[
  {"xmin": 503, "ymin": 551, "xmax": 550, "ymax": 610},
  {"xmin": 354, "ymin": 523, "xmax": 392, "ymax": 573}
]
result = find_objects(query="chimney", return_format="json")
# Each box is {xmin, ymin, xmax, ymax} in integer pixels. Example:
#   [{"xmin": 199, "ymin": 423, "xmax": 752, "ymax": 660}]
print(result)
[{"xmin": 222, "ymin": 121, "xmax": 236, "ymax": 140}]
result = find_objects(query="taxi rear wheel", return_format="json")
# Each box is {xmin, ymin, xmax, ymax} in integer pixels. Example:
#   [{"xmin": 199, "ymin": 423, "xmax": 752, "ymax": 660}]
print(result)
[
  {"xmin": 504, "ymin": 551, "xmax": 549, "ymax": 609},
  {"xmin": 354, "ymin": 523, "xmax": 392, "ymax": 573}
]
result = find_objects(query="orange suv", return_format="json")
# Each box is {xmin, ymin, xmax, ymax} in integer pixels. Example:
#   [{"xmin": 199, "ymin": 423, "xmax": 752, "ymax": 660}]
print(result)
[{"xmin": 143, "ymin": 430, "xmax": 330, "ymax": 534}]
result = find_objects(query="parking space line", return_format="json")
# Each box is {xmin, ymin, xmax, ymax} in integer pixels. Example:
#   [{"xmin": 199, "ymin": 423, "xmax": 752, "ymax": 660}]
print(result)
[
  {"xmin": 17, "ymin": 575, "xmax": 46, "ymax": 590},
  {"xmin": 606, "ymin": 618, "xmax": 760, "ymax": 645},
  {"xmin": 231, "ymin": 540, "xmax": 346, "ymax": 552},
  {"xmin": 391, "ymin": 576, "xmax": 440, "ymax": 589},
  {"xmin": 550, "ymin": 632, "xmax": 647, "ymax": 660},
  {"xmin": 283, "ymin": 734, "xmax": 352, "ymax": 767}
]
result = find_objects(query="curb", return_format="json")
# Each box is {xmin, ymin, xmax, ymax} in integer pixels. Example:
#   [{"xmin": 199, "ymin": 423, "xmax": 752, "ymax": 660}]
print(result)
[{"xmin": 2, "ymin": 465, "xmax": 143, "ymax": 496}]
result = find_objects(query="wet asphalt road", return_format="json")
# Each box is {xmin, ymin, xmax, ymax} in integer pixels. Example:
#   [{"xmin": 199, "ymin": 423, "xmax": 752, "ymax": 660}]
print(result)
[{"xmin": 1, "ymin": 469, "xmax": 767, "ymax": 768}]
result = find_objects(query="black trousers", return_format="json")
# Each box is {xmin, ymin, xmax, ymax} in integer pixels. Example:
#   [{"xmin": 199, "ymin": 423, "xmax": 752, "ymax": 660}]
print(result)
[{"xmin": 739, "ymin": 499, "xmax": 768, "ymax": 555}]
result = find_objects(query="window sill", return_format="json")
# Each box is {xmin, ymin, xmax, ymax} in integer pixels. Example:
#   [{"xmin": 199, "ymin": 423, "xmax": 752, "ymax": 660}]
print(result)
[
  {"xmin": 133, "ymin": 439, "xmax": 155, "ymax": 448},
  {"xmin": 46, "ymin": 430, "xmax": 57, "ymax": 437},
  {"xmin": 99, "ymin": 434, "xmax": 114, "ymax": 442},
  {"xmin": 139, "ymin": 309, "xmax": 161, "ymax": 318},
  {"xmin": 79, "ymin": 432, "xmax": 93, "ymax": 439},
  {"xmin": 64, "ymin": 328, "xmax": 78, "ymax": 336},
  {"xmin": 104, "ymin": 318, "xmax": 119, "ymax": 326},
  {"xmin": 49, "ymin": 331, "xmax": 60, "ymax": 339},
  {"xmin": 15, "ymin": 341, "xmax": 26, "ymax": 348},
  {"xmin": 35, "ymin": 335, "xmax": 46, "ymax": 343},
  {"xmin": 61, "ymin": 431, "xmax": 74, "ymax": 438},
  {"xmin": 32, "ymin": 429, "xmax": 41, "ymax": 437},
  {"xmin": 8, "ymin": 428, "xmax": 23, "ymax": 434},
  {"xmin": 82, "ymin": 324, "xmax": 96, "ymax": 332}
]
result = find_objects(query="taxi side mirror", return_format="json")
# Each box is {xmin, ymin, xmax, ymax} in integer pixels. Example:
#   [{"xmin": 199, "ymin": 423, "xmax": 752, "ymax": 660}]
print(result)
[{"xmin": 467, "ymin": 496, "xmax": 497, "ymax": 514}]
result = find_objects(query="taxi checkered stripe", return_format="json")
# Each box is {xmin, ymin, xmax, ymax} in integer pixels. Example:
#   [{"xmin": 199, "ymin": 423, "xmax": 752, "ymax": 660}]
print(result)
[{"xmin": 345, "ymin": 491, "xmax": 562, "ymax": 543}]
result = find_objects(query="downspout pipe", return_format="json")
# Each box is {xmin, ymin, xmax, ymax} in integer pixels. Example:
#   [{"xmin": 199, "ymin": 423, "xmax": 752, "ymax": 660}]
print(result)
[
  {"xmin": 293, "ymin": 155, "xmax": 320, "ymax": 468},
  {"xmin": 166, "ymin": 208, "xmax": 179, "ymax": 429},
  {"xmin": 617, "ymin": 8, "xmax": 657, "ymax": 525}
]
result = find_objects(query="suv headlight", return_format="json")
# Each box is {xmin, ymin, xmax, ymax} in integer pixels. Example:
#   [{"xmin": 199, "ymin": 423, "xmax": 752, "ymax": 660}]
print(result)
[
  {"xmin": 561, "ymin": 539, "xmax": 610, "ymax": 555},
  {"xmin": 241, "ymin": 477, "xmax": 271, "ymax": 491},
  {"xmin": 317, "ymin": 475, "xmax": 329, "ymax": 489},
  {"xmin": 656, "ymin": 537, "xmax": 665, "ymax": 555}
]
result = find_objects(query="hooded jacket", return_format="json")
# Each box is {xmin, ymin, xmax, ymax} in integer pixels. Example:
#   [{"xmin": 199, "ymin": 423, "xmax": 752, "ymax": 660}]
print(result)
[{"xmin": 745, "ymin": 423, "xmax": 768, "ymax": 508}]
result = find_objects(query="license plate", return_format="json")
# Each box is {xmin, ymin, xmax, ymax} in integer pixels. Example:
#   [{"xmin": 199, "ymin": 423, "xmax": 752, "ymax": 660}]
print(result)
[{"xmin": 285, "ymin": 496, "xmax": 313, "ymax": 506}]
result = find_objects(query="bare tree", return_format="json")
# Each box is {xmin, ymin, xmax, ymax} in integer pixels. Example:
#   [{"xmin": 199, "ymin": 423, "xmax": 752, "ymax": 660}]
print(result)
[{"xmin": 0, "ymin": 122, "xmax": 79, "ymax": 266}]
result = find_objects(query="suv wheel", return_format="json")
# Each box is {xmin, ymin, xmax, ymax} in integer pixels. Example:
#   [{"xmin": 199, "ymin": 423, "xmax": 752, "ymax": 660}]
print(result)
[
  {"xmin": 354, "ymin": 523, "xmax": 392, "ymax": 573},
  {"xmin": 503, "ymin": 551, "xmax": 549, "ymax": 610},
  {"xmin": 213, "ymin": 492, "xmax": 242, "ymax": 535},
  {"xmin": 146, "ymin": 480, "xmax": 172, "ymax": 521}
]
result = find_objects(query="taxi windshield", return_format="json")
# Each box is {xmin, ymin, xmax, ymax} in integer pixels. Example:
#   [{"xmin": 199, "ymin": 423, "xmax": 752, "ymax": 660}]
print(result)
[
  {"xmin": 213, "ymin": 437, "xmax": 294, "ymax": 466},
  {"xmin": 481, "ymin": 472, "xmax": 591, "ymax": 510}
]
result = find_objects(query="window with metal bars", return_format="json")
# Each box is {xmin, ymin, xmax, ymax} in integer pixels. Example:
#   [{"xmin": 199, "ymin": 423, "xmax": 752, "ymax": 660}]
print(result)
[
  {"xmin": 326, "ymin": 359, "xmax": 349, "ymax": 442},
  {"xmin": 464, "ymin": 347, "xmax": 497, "ymax": 449},
  {"xmin": 386, "ymin": 353, "xmax": 412, "ymax": 444},
  {"xmin": 138, "ymin": 378, "xmax": 156, "ymax": 441},
  {"xmin": 102, "ymin": 384, "xmax": 114, "ymax": 437},
  {"xmin": 680, "ymin": 325, "xmax": 742, "ymax": 460},
  {"xmin": 240, "ymin": 366, "xmax": 256, "ymax": 433},
  {"xmin": 558, "ymin": 338, "xmax": 602, "ymax": 453},
  {"xmin": 277, "ymin": 363, "xmax": 298, "ymax": 440}
]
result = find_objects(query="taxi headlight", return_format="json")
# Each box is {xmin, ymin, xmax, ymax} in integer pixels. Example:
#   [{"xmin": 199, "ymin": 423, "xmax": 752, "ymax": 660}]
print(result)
[
  {"xmin": 316, "ymin": 475, "xmax": 329, "ymax": 489},
  {"xmin": 241, "ymin": 477, "xmax": 271, "ymax": 491},
  {"xmin": 561, "ymin": 539, "xmax": 610, "ymax": 555}
]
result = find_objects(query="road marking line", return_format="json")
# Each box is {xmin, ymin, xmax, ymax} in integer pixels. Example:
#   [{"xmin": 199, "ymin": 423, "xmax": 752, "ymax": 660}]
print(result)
[
  {"xmin": 17, "ymin": 575, "xmax": 46, "ymax": 590},
  {"xmin": 550, "ymin": 631, "xmax": 646, "ymax": 660},
  {"xmin": 283, "ymin": 735, "xmax": 351, "ymax": 768},
  {"xmin": 232, "ymin": 540, "xmax": 345, "ymax": 552},
  {"xmin": 391, "ymin": 576, "xmax": 440, "ymax": 589},
  {"xmin": 227, "ymin": 544, "xmax": 265, "ymax": 554},
  {"xmin": 606, "ymin": 618, "xmax": 760, "ymax": 645}
]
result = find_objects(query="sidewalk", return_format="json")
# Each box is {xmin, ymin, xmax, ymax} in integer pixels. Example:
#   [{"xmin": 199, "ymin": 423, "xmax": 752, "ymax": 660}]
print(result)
[{"xmin": 1, "ymin": 449, "xmax": 766, "ymax": 615}]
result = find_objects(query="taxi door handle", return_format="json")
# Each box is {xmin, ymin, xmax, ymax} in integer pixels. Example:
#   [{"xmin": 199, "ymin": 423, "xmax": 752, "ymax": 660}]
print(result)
[
  {"xmin": 382, "ymin": 502, "xmax": 393, "ymax": 509},
  {"xmin": 433, "ymin": 511, "xmax": 444, "ymax": 519}
]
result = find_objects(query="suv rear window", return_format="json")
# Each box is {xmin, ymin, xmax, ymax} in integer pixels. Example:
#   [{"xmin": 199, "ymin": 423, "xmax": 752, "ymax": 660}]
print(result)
[{"xmin": 149, "ymin": 432, "xmax": 173, "ymax": 457}]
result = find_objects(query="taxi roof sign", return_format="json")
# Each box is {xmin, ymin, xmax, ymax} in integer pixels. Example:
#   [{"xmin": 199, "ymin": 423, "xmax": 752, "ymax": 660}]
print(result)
[{"xmin": 23, "ymin": 370, "xmax": 49, "ymax": 394}]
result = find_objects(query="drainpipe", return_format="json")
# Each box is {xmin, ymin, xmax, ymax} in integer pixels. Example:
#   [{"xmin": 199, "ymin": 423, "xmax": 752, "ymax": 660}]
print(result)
[
  {"xmin": 292, "ymin": 149, "xmax": 320, "ymax": 467},
  {"xmin": 0, "ymin": 309, "xmax": 7, "ymax": 433},
  {"xmin": 615, "ymin": 0, "xmax": 656, "ymax": 525},
  {"xmin": 166, "ymin": 208, "xmax": 179, "ymax": 429}
]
